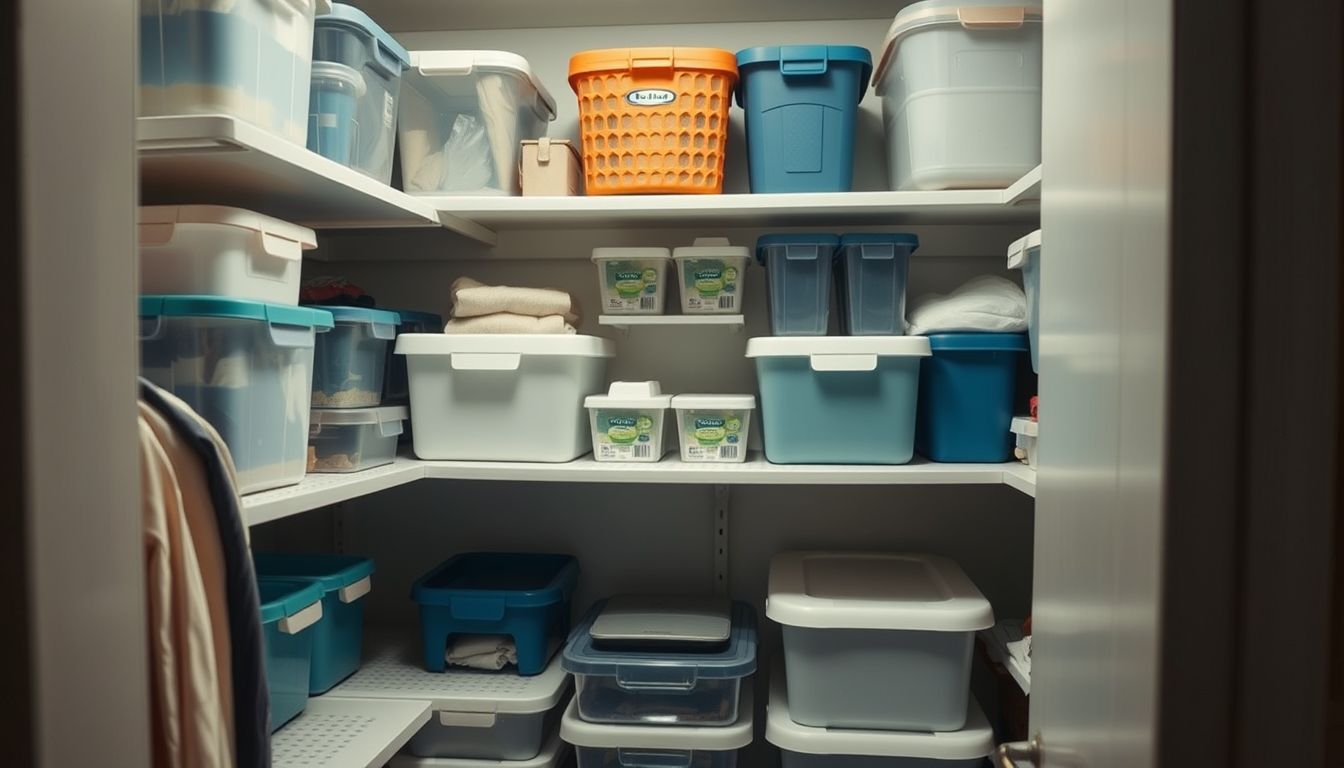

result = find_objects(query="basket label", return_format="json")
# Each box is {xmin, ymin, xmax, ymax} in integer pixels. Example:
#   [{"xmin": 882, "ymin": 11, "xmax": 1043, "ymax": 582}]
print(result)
[{"xmin": 626, "ymin": 88, "xmax": 677, "ymax": 106}]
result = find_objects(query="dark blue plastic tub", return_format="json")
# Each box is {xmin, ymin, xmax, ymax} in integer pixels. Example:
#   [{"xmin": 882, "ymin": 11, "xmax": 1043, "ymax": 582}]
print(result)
[
  {"xmin": 257, "ymin": 578, "xmax": 325, "ymax": 732},
  {"xmin": 915, "ymin": 333, "xmax": 1028, "ymax": 463}
]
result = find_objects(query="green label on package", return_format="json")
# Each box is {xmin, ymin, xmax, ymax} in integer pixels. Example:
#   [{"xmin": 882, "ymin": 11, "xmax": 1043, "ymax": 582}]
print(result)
[
  {"xmin": 680, "ymin": 258, "xmax": 739, "ymax": 312},
  {"xmin": 593, "ymin": 409, "xmax": 661, "ymax": 461},
  {"xmin": 601, "ymin": 260, "xmax": 662, "ymax": 313},
  {"xmin": 680, "ymin": 409, "xmax": 745, "ymax": 461}
]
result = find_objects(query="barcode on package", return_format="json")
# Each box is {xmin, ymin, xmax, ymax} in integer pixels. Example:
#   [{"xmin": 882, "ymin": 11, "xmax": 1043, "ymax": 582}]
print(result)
[
  {"xmin": 718, "ymin": 296, "xmax": 734, "ymax": 310},
  {"xmin": 718, "ymin": 445, "xmax": 738, "ymax": 459},
  {"xmin": 631, "ymin": 444, "xmax": 651, "ymax": 459},
  {"xmin": 640, "ymin": 296, "xmax": 656, "ymax": 310}
]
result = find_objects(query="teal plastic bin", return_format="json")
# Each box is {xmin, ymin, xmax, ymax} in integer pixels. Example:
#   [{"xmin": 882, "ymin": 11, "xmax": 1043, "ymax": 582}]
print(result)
[
  {"xmin": 746, "ymin": 336, "xmax": 931, "ymax": 464},
  {"xmin": 254, "ymin": 553, "xmax": 374, "ymax": 693},
  {"xmin": 756, "ymin": 234, "xmax": 841, "ymax": 336},
  {"xmin": 258, "ymin": 578, "xmax": 325, "ymax": 732},
  {"xmin": 915, "ymin": 333, "xmax": 1028, "ymax": 463}
]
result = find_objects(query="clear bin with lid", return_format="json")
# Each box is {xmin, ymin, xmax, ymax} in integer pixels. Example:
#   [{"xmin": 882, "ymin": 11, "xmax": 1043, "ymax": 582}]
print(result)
[
  {"xmin": 585, "ymin": 382, "xmax": 672, "ymax": 463},
  {"xmin": 307, "ymin": 61, "xmax": 367, "ymax": 168},
  {"xmin": 673, "ymin": 238, "xmax": 750, "ymax": 314},
  {"xmin": 308, "ymin": 405, "xmax": 407, "ymax": 472},
  {"xmin": 591, "ymin": 248, "xmax": 672, "ymax": 315},
  {"xmin": 307, "ymin": 306, "xmax": 400, "ymax": 408},
  {"xmin": 671, "ymin": 394, "xmax": 755, "ymax": 463},
  {"xmin": 756, "ymin": 234, "xmax": 840, "ymax": 335},
  {"xmin": 562, "ymin": 688, "xmax": 754, "ymax": 768},
  {"xmin": 835, "ymin": 233, "xmax": 919, "ymax": 335},
  {"xmin": 398, "ymin": 50, "xmax": 557, "ymax": 195}
]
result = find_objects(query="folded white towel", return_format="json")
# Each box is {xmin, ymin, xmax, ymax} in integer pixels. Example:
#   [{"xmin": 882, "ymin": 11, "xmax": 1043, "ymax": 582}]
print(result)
[
  {"xmin": 452, "ymin": 277, "xmax": 580, "ymax": 323},
  {"xmin": 444, "ymin": 313, "xmax": 576, "ymax": 334},
  {"xmin": 907, "ymin": 275, "xmax": 1028, "ymax": 335},
  {"xmin": 446, "ymin": 635, "xmax": 518, "ymax": 671},
  {"xmin": 1006, "ymin": 636, "xmax": 1032, "ymax": 674}
]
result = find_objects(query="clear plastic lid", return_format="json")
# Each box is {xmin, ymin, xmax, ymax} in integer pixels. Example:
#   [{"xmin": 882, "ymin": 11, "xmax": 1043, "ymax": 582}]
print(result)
[
  {"xmin": 560, "ymin": 688, "xmax": 755, "ymax": 751},
  {"xmin": 562, "ymin": 599, "xmax": 757, "ymax": 680},
  {"xmin": 408, "ymin": 50, "xmax": 557, "ymax": 121},
  {"xmin": 138, "ymin": 204, "xmax": 317, "ymax": 252},
  {"xmin": 874, "ymin": 0, "xmax": 1044, "ymax": 88},
  {"xmin": 310, "ymin": 404, "xmax": 408, "ymax": 426}
]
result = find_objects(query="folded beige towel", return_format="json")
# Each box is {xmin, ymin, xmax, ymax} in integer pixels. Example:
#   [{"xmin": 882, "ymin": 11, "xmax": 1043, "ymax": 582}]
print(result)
[
  {"xmin": 444, "ymin": 313, "xmax": 576, "ymax": 334},
  {"xmin": 451, "ymin": 276, "xmax": 580, "ymax": 323}
]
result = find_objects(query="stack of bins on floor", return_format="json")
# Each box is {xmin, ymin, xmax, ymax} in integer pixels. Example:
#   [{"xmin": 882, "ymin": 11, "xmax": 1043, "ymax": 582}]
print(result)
[
  {"xmin": 766, "ymin": 552, "xmax": 997, "ymax": 766},
  {"xmin": 560, "ymin": 597, "xmax": 758, "ymax": 767}
]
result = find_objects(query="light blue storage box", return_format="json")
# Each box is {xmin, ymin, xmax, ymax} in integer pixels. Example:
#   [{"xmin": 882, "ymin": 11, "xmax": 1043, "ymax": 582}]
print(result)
[
  {"xmin": 311, "ymin": 3, "xmax": 411, "ymax": 183},
  {"xmin": 836, "ymin": 233, "xmax": 919, "ymax": 335},
  {"xmin": 735, "ymin": 46, "xmax": 872, "ymax": 193},
  {"xmin": 756, "ymin": 234, "xmax": 841, "ymax": 336},
  {"xmin": 253, "ymin": 553, "xmax": 374, "ymax": 693},
  {"xmin": 308, "ymin": 62, "xmax": 366, "ymax": 167},
  {"xmin": 915, "ymin": 333, "xmax": 1028, "ymax": 463},
  {"xmin": 748, "ymin": 336, "xmax": 931, "ymax": 464},
  {"xmin": 306, "ymin": 306, "xmax": 400, "ymax": 408},
  {"xmin": 1007, "ymin": 229, "xmax": 1042, "ymax": 373},
  {"xmin": 257, "ymin": 578, "xmax": 325, "ymax": 732},
  {"xmin": 138, "ymin": 297, "xmax": 333, "ymax": 494},
  {"xmin": 411, "ymin": 552, "xmax": 579, "ymax": 675}
]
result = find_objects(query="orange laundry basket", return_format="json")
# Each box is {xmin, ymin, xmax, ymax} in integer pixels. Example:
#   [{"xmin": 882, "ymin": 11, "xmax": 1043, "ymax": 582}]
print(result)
[{"xmin": 569, "ymin": 47, "xmax": 738, "ymax": 195}]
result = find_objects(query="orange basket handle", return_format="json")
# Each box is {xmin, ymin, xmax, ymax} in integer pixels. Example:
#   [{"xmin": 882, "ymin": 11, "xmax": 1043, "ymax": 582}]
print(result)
[{"xmin": 631, "ymin": 50, "xmax": 676, "ymax": 77}]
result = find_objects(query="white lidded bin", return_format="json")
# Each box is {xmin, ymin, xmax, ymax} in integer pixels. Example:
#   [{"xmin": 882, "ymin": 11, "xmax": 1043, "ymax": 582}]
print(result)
[
  {"xmin": 1007, "ymin": 228, "xmax": 1042, "ymax": 372},
  {"xmin": 1011, "ymin": 416, "xmax": 1037, "ymax": 468},
  {"xmin": 767, "ymin": 661, "xmax": 994, "ymax": 768},
  {"xmin": 391, "ymin": 728, "xmax": 571, "ymax": 768},
  {"xmin": 767, "ymin": 551, "xmax": 993, "ymax": 731},
  {"xmin": 585, "ymin": 382, "xmax": 672, "ymax": 463},
  {"xmin": 399, "ymin": 50, "xmax": 557, "ymax": 195},
  {"xmin": 873, "ymin": 0, "xmax": 1043, "ymax": 190},
  {"xmin": 591, "ymin": 248, "xmax": 672, "ymax": 315},
  {"xmin": 308, "ymin": 405, "xmax": 407, "ymax": 472},
  {"xmin": 396, "ymin": 334, "xmax": 613, "ymax": 461},
  {"xmin": 671, "ymin": 394, "xmax": 755, "ymax": 463},
  {"xmin": 139, "ymin": 205, "xmax": 316, "ymax": 304},
  {"xmin": 561, "ymin": 689, "xmax": 754, "ymax": 768},
  {"xmin": 673, "ymin": 238, "xmax": 751, "ymax": 314}
]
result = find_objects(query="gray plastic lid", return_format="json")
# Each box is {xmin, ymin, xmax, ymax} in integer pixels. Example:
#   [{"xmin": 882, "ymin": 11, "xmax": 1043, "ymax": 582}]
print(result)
[
  {"xmin": 562, "ymin": 599, "xmax": 757, "ymax": 679},
  {"xmin": 589, "ymin": 595, "xmax": 732, "ymax": 645}
]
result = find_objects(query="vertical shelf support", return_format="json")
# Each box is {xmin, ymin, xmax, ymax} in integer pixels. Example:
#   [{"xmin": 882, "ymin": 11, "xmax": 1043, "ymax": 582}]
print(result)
[{"xmin": 714, "ymin": 484, "xmax": 731, "ymax": 596}]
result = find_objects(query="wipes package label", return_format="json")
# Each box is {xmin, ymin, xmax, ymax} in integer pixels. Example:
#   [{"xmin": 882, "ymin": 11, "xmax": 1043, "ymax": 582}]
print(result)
[
  {"xmin": 600, "ymin": 259, "xmax": 665, "ymax": 313},
  {"xmin": 679, "ymin": 258, "xmax": 742, "ymax": 313},
  {"xmin": 678, "ymin": 409, "xmax": 748, "ymax": 462},
  {"xmin": 591, "ymin": 408, "xmax": 664, "ymax": 462}
]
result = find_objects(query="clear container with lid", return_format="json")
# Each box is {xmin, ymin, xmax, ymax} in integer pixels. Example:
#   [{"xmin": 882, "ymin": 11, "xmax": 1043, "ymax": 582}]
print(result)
[
  {"xmin": 673, "ymin": 238, "xmax": 750, "ymax": 314},
  {"xmin": 307, "ymin": 306, "xmax": 401, "ymax": 408},
  {"xmin": 562, "ymin": 688, "xmax": 755, "ymax": 768},
  {"xmin": 585, "ymin": 382, "xmax": 672, "ymax": 463},
  {"xmin": 591, "ymin": 248, "xmax": 672, "ymax": 315},
  {"xmin": 307, "ymin": 61, "xmax": 367, "ymax": 168},
  {"xmin": 308, "ymin": 405, "xmax": 407, "ymax": 472},
  {"xmin": 671, "ymin": 394, "xmax": 755, "ymax": 463}
]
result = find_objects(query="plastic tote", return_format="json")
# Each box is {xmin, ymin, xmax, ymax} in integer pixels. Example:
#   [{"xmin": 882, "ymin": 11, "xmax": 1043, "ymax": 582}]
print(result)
[
  {"xmin": 411, "ymin": 552, "xmax": 580, "ymax": 675},
  {"xmin": 399, "ymin": 50, "xmax": 557, "ymax": 195},
  {"xmin": 257, "ymin": 578, "xmax": 324, "ymax": 731},
  {"xmin": 914, "ymin": 333, "xmax": 1027, "ymax": 462},
  {"xmin": 673, "ymin": 238, "xmax": 751, "ymax": 314},
  {"xmin": 138, "ymin": 205, "xmax": 316, "ymax": 305},
  {"xmin": 254, "ymin": 553, "xmax": 374, "ymax": 693},
  {"xmin": 307, "ymin": 61, "xmax": 367, "ymax": 168},
  {"xmin": 139, "ymin": 0, "xmax": 322, "ymax": 144},
  {"xmin": 308, "ymin": 405, "xmax": 407, "ymax": 472},
  {"xmin": 671, "ymin": 394, "xmax": 755, "ymax": 463},
  {"xmin": 757, "ymin": 234, "xmax": 840, "ymax": 335},
  {"xmin": 396, "ymin": 334, "xmax": 614, "ymax": 462},
  {"xmin": 735, "ymin": 46, "xmax": 873, "ymax": 193},
  {"xmin": 767, "ymin": 552, "xmax": 994, "ymax": 731},
  {"xmin": 308, "ymin": 306, "xmax": 400, "ymax": 408},
  {"xmin": 311, "ymin": 3, "xmax": 411, "ymax": 183},
  {"xmin": 138, "ymin": 297, "xmax": 333, "ymax": 494},
  {"xmin": 872, "ymin": 0, "xmax": 1043, "ymax": 190},
  {"xmin": 591, "ymin": 247, "xmax": 673, "ymax": 315},
  {"xmin": 1007, "ymin": 229, "xmax": 1042, "ymax": 372},
  {"xmin": 766, "ymin": 660, "xmax": 994, "ymax": 768},
  {"xmin": 569, "ymin": 47, "xmax": 739, "ymax": 195},
  {"xmin": 392, "ymin": 728, "xmax": 571, "ymax": 768},
  {"xmin": 747, "ymin": 336, "xmax": 931, "ymax": 464},
  {"xmin": 561, "ymin": 689, "xmax": 754, "ymax": 768},
  {"xmin": 585, "ymin": 382, "xmax": 672, "ymax": 463},
  {"xmin": 835, "ymin": 233, "xmax": 919, "ymax": 335}
]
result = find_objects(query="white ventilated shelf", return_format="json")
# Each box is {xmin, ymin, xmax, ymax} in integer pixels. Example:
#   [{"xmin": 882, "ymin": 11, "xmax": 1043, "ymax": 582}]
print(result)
[
  {"xmin": 1001, "ymin": 462, "xmax": 1038, "ymax": 498},
  {"xmin": 243, "ymin": 457, "xmax": 424, "ymax": 526},
  {"xmin": 598, "ymin": 314, "xmax": 744, "ymax": 331},
  {"xmin": 271, "ymin": 696, "xmax": 431, "ymax": 768},
  {"xmin": 980, "ymin": 620, "xmax": 1031, "ymax": 696}
]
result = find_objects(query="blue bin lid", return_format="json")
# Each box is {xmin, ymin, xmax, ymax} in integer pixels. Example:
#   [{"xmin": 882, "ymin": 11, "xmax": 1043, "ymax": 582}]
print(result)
[
  {"xmin": 926, "ymin": 332, "xmax": 1030, "ymax": 352},
  {"xmin": 411, "ymin": 553, "xmax": 579, "ymax": 608},
  {"xmin": 308, "ymin": 305, "xmax": 401, "ymax": 327},
  {"xmin": 755, "ymin": 233, "xmax": 841, "ymax": 264},
  {"xmin": 316, "ymin": 3, "xmax": 411, "ymax": 71},
  {"xmin": 839, "ymin": 233, "xmax": 920, "ymax": 249},
  {"xmin": 562, "ymin": 599, "xmax": 758, "ymax": 680},
  {"xmin": 254, "ymin": 553, "xmax": 374, "ymax": 594},
  {"xmin": 257, "ymin": 578, "xmax": 325, "ymax": 624},
  {"xmin": 140, "ymin": 295, "xmax": 334, "ymax": 330},
  {"xmin": 387, "ymin": 308, "xmax": 445, "ymax": 332}
]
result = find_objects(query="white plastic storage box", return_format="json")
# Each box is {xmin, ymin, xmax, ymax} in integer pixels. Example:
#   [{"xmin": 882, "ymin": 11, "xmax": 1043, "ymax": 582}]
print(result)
[
  {"xmin": 872, "ymin": 0, "xmax": 1043, "ymax": 190},
  {"xmin": 1007, "ymin": 229, "xmax": 1042, "ymax": 372},
  {"xmin": 308, "ymin": 405, "xmax": 407, "ymax": 472},
  {"xmin": 139, "ymin": 205, "xmax": 316, "ymax": 304},
  {"xmin": 671, "ymin": 394, "xmax": 755, "ymax": 463},
  {"xmin": 747, "ymin": 337, "xmax": 931, "ymax": 464},
  {"xmin": 673, "ymin": 238, "xmax": 751, "ymax": 314},
  {"xmin": 392, "ymin": 729, "xmax": 571, "ymax": 768},
  {"xmin": 1011, "ymin": 416, "xmax": 1037, "ymax": 468},
  {"xmin": 561, "ymin": 690, "xmax": 754, "ymax": 768},
  {"xmin": 399, "ymin": 50, "xmax": 557, "ymax": 195},
  {"xmin": 396, "ymin": 334, "xmax": 614, "ymax": 461},
  {"xmin": 767, "ymin": 661, "xmax": 994, "ymax": 768},
  {"xmin": 309, "ymin": 306, "xmax": 400, "ymax": 408},
  {"xmin": 591, "ymin": 248, "xmax": 672, "ymax": 315},
  {"xmin": 585, "ymin": 382, "xmax": 672, "ymax": 463},
  {"xmin": 139, "ymin": 0, "xmax": 322, "ymax": 144},
  {"xmin": 767, "ymin": 552, "xmax": 993, "ymax": 731},
  {"xmin": 139, "ymin": 296, "xmax": 333, "ymax": 494}
]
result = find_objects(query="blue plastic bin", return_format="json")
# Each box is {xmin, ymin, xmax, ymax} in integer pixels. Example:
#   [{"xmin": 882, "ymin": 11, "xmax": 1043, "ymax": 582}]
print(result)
[
  {"xmin": 307, "ymin": 305, "xmax": 400, "ymax": 408},
  {"xmin": 757, "ymin": 234, "xmax": 841, "ymax": 336},
  {"xmin": 308, "ymin": 61, "xmax": 366, "ymax": 167},
  {"xmin": 254, "ymin": 553, "xmax": 374, "ymax": 693},
  {"xmin": 835, "ymin": 233, "xmax": 919, "ymax": 335},
  {"xmin": 915, "ymin": 333, "xmax": 1028, "ymax": 463},
  {"xmin": 1008, "ymin": 230, "xmax": 1042, "ymax": 373},
  {"xmin": 746, "ymin": 336, "xmax": 931, "ymax": 464},
  {"xmin": 411, "ymin": 553, "xmax": 579, "ymax": 675},
  {"xmin": 736, "ymin": 46, "xmax": 872, "ymax": 193},
  {"xmin": 258, "ymin": 578, "xmax": 325, "ymax": 732},
  {"xmin": 383, "ymin": 309, "xmax": 445, "ymax": 405}
]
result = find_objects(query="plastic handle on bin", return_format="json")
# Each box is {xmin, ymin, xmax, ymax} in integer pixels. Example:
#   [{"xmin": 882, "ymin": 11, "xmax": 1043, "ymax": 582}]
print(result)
[
  {"xmin": 858, "ymin": 244, "xmax": 897, "ymax": 261},
  {"xmin": 631, "ymin": 51, "xmax": 675, "ymax": 76},
  {"xmin": 258, "ymin": 231, "xmax": 303, "ymax": 263},
  {"xmin": 138, "ymin": 315, "xmax": 165, "ymax": 341},
  {"xmin": 371, "ymin": 322, "xmax": 398, "ymax": 341},
  {"xmin": 138, "ymin": 221, "xmax": 174, "ymax": 246},
  {"xmin": 339, "ymin": 576, "xmax": 372, "ymax": 604},
  {"xmin": 377, "ymin": 417, "xmax": 405, "ymax": 439},
  {"xmin": 267, "ymin": 323, "xmax": 318, "ymax": 349},
  {"xmin": 450, "ymin": 353, "xmax": 523, "ymax": 371},
  {"xmin": 449, "ymin": 595, "xmax": 507, "ymax": 621},
  {"xmin": 958, "ymin": 6, "xmax": 1027, "ymax": 28},
  {"xmin": 279, "ymin": 600, "xmax": 323, "ymax": 635},
  {"xmin": 437, "ymin": 711, "xmax": 498, "ymax": 728},
  {"xmin": 614, "ymin": 667, "xmax": 698, "ymax": 692},
  {"xmin": 616, "ymin": 749, "xmax": 694, "ymax": 768},
  {"xmin": 811, "ymin": 353, "xmax": 879, "ymax": 372},
  {"xmin": 309, "ymin": 422, "xmax": 324, "ymax": 438},
  {"xmin": 778, "ymin": 45, "xmax": 829, "ymax": 76},
  {"xmin": 369, "ymin": 40, "xmax": 406, "ymax": 78},
  {"xmin": 784, "ymin": 245, "xmax": 823, "ymax": 261}
]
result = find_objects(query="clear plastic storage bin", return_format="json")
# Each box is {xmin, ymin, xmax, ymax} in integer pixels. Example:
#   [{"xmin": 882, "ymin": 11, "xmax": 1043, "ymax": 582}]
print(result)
[
  {"xmin": 562, "ymin": 690, "xmax": 754, "ymax": 768},
  {"xmin": 585, "ymin": 382, "xmax": 672, "ymax": 463},
  {"xmin": 591, "ymin": 248, "xmax": 673, "ymax": 315},
  {"xmin": 139, "ymin": 0, "xmax": 321, "ymax": 144},
  {"xmin": 673, "ymin": 238, "xmax": 750, "ymax": 314},
  {"xmin": 308, "ymin": 306, "xmax": 400, "ymax": 408},
  {"xmin": 139, "ymin": 297, "xmax": 333, "ymax": 494},
  {"xmin": 257, "ymin": 578, "xmax": 324, "ymax": 731},
  {"xmin": 391, "ymin": 728, "xmax": 571, "ymax": 768},
  {"xmin": 835, "ymin": 233, "xmax": 919, "ymax": 335},
  {"xmin": 1007, "ymin": 229, "xmax": 1042, "ymax": 372},
  {"xmin": 757, "ymin": 234, "xmax": 840, "ymax": 335},
  {"xmin": 308, "ymin": 405, "xmax": 407, "ymax": 472},
  {"xmin": 399, "ymin": 50, "xmax": 557, "ymax": 195},
  {"xmin": 307, "ymin": 61, "xmax": 367, "ymax": 167}
]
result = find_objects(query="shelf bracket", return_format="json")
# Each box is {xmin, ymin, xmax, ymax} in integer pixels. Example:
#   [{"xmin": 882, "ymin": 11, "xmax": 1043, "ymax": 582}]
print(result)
[{"xmin": 713, "ymin": 484, "xmax": 730, "ymax": 596}]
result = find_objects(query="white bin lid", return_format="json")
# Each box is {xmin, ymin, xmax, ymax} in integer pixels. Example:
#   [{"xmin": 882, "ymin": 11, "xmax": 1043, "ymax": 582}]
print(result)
[
  {"xmin": 766, "ymin": 661, "xmax": 993, "ymax": 759},
  {"xmin": 396, "ymin": 334, "xmax": 615, "ymax": 358},
  {"xmin": 559, "ymin": 688, "xmax": 754, "ymax": 751},
  {"xmin": 310, "ymin": 405, "xmax": 408, "ymax": 426},
  {"xmin": 591, "ymin": 247, "xmax": 671, "ymax": 263},
  {"xmin": 1007, "ymin": 229, "xmax": 1042, "ymax": 269},
  {"xmin": 1011, "ymin": 415, "xmax": 1038, "ymax": 437},
  {"xmin": 671, "ymin": 394, "xmax": 755, "ymax": 411},
  {"xmin": 873, "ymin": 0, "xmax": 1044, "ymax": 88},
  {"xmin": 408, "ymin": 50, "xmax": 557, "ymax": 121},
  {"xmin": 589, "ymin": 594, "xmax": 733, "ymax": 644},
  {"xmin": 138, "ymin": 205, "xmax": 317, "ymax": 255},
  {"xmin": 389, "ymin": 728, "xmax": 569, "ymax": 768},
  {"xmin": 767, "ymin": 552, "xmax": 993, "ymax": 631},
  {"xmin": 585, "ymin": 381, "xmax": 672, "ymax": 409},
  {"xmin": 746, "ymin": 337, "xmax": 930, "ymax": 372},
  {"xmin": 672, "ymin": 237, "xmax": 750, "ymax": 262}
]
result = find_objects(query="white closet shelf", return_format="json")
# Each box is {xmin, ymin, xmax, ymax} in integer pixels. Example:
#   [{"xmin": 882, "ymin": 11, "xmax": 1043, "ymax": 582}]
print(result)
[
  {"xmin": 271, "ymin": 696, "xmax": 431, "ymax": 768},
  {"xmin": 243, "ymin": 457, "xmax": 424, "ymax": 526},
  {"xmin": 136, "ymin": 115, "xmax": 494, "ymax": 243},
  {"xmin": 598, "ymin": 314, "xmax": 744, "ymax": 331},
  {"xmin": 1001, "ymin": 463, "xmax": 1037, "ymax": 498}
]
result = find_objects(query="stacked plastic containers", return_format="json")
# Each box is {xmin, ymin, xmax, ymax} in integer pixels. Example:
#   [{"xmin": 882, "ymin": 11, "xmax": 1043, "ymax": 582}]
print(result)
[
  {"xmin": 591, "ymin": 238, "xmax": 751, "ymax": 318},
  {"xmin": 584, "ymin": 382, "xmax": 757, "ymax": 464},
  {"xmin": 766, "ymin": 552, "xmax": 996, "ymax": 767},
  {"xmin": 561, "ymin": 596, "xmax": 758, "ymax": 768}
]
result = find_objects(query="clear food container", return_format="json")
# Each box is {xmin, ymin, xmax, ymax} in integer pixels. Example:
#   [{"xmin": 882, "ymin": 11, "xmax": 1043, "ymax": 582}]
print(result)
[
  {"xmin": 308, "ymin": 405, "xmax": 407, "ymax": 472},
  {"xmin": 308, "ymin": 306, "xmax": 400, "ymax": 408}
]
